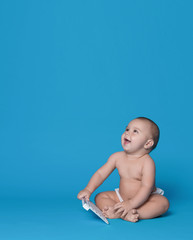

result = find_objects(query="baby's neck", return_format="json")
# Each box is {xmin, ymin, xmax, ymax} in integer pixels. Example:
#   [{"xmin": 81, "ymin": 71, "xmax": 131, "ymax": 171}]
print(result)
[{"xmin": 123, "ymin": 150, "xmax": 149, "ymax": 159}]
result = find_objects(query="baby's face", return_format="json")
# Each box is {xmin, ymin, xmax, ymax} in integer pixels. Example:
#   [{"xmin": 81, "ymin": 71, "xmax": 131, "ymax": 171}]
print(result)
[{"xmin": 121, "ymin": 119, "xmax": 153, "ymax": 154}]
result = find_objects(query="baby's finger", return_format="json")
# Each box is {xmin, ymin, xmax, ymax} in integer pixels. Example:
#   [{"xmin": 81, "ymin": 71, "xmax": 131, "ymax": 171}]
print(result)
[
  {"xmin": 77, "ymin": 194, "xmax": 83, "ymax": 200},
  {"xmin": 114, "ymin": 203, "xmax": 122, "ymax": 210},
  {"xmin": 114, "ymin": 205, "xmax": 123, "ymax": 212},
  {"xmin": 114, "ymin": 202, "xmax": 121, "ymax": 207},
  {"xmin": 78, "ymin": 193, "xmax": 87, "ymax": 200},
  {"xmin": 115, "ymin": 206, "xmax": 123, "ymax": 212},
  {"xmin": 115, "ymin": 207, "xmax": 124, "ymax": 214},
  {"xmin": 121, "ymin": 210, "xmax": 127, "ymax": 218}
]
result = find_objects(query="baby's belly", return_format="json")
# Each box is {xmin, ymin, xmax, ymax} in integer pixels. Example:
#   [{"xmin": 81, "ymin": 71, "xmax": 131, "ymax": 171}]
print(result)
[{"xmin": 119, "ymin": 178, "xmax": 142, "ymax": 200}]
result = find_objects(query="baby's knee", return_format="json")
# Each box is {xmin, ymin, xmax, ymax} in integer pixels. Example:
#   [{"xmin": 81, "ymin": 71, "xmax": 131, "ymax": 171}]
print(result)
[
  {"xmin": 95, "ymin": 192, "xmax": 107, "ymax": 203},
  {"xmin": 157, "ymin": 196, "xmax": 170, "ymax": 213},
  {"xmin": 163, "ymin": 197, "xmax": 170, "ymax": 212},
  {"xmin": 94, "ymin": 192, "xmax": 110, "ymax": 210}
]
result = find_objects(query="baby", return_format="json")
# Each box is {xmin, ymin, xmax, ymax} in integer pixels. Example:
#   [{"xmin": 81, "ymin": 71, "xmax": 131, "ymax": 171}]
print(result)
[{"xmin": 77, "ymin": 117, "xmax": 169, "ymax": 222}]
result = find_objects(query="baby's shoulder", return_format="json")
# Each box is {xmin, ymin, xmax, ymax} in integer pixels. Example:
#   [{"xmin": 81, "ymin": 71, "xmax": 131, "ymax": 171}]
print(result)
[
  {"xmin": 108, "ymin": 151, "xmax": 124, "ymax": 164},
  {"xmin": 108, "ymin": 151, "xmax": 122, "ymax": 160},
  {"xmin": 141, "ymin": 154, "xmax": 155, "ymax": 168},
  {"xmin": 110, "ymin": 151, "xmax": 124, "ymax": 158}
]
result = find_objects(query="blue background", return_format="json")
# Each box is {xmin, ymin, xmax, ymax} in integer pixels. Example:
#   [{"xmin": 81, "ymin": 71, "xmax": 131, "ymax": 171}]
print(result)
[{"xmin": 0, "ymin": 0, "xmax": 193, "ymax": 239}]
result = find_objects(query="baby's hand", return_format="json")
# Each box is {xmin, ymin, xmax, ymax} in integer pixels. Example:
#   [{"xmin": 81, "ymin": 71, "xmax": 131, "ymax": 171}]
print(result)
[
  {"xmin": 77, "ymin": 188, "xmax": 91, "ymax": 201},
  {"xmin": 114, "ymin": 201, "xmax": 132, "ymax": 218}
]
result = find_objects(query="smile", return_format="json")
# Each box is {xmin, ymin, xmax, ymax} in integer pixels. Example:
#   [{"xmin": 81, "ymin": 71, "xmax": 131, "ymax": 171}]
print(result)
[{"xmin": 124, "ymin": 138, "xmax": 131, "ymax": 144}]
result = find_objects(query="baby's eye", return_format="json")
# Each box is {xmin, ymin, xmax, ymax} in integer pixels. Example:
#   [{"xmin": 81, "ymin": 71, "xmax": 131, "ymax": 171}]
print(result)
[
  {"xmin": 125, "ymin": 128, "xmax": 129, "ymax": 131},
  {"xmin": 134, "ymin": 129, "xmax": 138, "ymax": 133}
]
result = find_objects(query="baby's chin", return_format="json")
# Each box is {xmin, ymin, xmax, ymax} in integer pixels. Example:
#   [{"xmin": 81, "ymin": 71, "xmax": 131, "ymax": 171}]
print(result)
[
  {"xmin": 121, "ymin": 144, "xmax": 132, "ymax": 153},
  {"xmin": 121, "ymin": 145, "xmax": 144, "ymax": 155}
]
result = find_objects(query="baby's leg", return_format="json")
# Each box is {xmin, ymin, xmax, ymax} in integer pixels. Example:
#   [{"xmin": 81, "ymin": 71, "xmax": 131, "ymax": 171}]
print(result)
[
  {"xmin": 134, "ymin": 194, "xmax": 169, "ymax": 220},
  {"xmin": 95, "ymin": 191, "xmax": 120, "ymax": 219},
  {"xmin": 95, "ymin": 191, "xmax": 139, "ymax": 222}
]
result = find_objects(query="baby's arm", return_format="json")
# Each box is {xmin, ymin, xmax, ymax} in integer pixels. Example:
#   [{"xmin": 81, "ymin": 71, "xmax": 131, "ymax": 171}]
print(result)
[{"xmin": 77, "ymin": 153, "xmax": 117, "ymax": 200}]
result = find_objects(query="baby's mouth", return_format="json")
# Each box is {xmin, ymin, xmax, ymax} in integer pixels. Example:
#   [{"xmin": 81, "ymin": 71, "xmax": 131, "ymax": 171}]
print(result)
[{"xmin": 124, "ymin": 138, "xmax": 131, "ymax": 144}]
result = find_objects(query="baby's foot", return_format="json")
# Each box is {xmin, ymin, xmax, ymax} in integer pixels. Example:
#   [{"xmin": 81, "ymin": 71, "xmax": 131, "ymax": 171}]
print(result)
[
  {"xmin": 123, "ymin": 209, "xmax": 139, "ymax": 222},
  {"xmin": 102, "ymin": 206, "xmax": 119, "ymax": 219}
]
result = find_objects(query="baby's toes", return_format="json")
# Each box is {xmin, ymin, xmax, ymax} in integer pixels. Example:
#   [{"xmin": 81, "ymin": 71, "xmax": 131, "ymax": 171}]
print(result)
[
  {"xmin": 131, "ymin": 209, "xmax": 137, "ymax": 214},
  {"xmin": 130, "ymin": 213, "xmax": 138, "ymax": 222},
  {"xmin": 102, "ymin": 207, "xmax": 109, "ymax": 217},
  {"xmin": 133, "ymin": 218, "xmax": 138, "ymax": 223},
  {"xmin": 133, "ymin": 214, "xmax": 139, "ymax": 222}
]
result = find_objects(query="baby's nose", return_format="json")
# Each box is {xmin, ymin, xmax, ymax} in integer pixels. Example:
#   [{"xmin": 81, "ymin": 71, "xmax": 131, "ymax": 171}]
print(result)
[{"xmin": 125, "ymin": 131, "xmax": 129, "ymax": 136}]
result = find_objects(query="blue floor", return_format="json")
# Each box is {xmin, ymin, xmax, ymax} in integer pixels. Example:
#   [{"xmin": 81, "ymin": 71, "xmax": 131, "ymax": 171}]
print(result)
[
  {"xmin": 0, "ymin": 195, "xmax": 192, "ymax": 240},
  {"xmin": 1, "ymin": 1, "xmax": 193, "ymax": 239}
]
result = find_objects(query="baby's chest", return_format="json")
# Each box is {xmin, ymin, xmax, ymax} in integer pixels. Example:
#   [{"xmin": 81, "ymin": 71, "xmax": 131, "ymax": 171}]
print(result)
[{"xmin": 117, "ymin": 162, "xmax": 142, "ymax": 180}]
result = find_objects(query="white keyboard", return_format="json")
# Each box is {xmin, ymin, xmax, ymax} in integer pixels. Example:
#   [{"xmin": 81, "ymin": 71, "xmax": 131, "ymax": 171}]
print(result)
[{"xmin": 82, "ymin": 198, "xmax": 109, "ymax": 224}]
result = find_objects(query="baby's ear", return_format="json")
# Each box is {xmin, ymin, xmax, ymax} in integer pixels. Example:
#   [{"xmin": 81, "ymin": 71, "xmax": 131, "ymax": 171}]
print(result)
[{"xmin": 144, "ymin": 139, "xmax": 154, "ymax": 150}]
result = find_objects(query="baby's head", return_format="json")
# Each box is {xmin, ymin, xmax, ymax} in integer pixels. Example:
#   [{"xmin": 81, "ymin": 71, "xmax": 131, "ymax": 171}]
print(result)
[{"xmin": 122, "ymin": 117, "xmax": 160, "ymax": 154}]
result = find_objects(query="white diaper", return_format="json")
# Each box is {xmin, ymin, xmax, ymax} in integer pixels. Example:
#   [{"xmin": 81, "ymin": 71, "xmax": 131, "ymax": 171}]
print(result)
[
  {"xmin": 115, "ymin": 188, "xmax": 124, "ymax": 202},
  {"xmin": 115, "ymin": 187, "xmax": 164, "ymax": 203}
]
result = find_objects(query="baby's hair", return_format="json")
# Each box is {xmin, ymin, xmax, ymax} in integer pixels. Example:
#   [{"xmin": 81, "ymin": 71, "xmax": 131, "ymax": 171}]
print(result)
[{"xmin": 136, "ymin": 117, "xmax": 160, "ymax": 152}]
